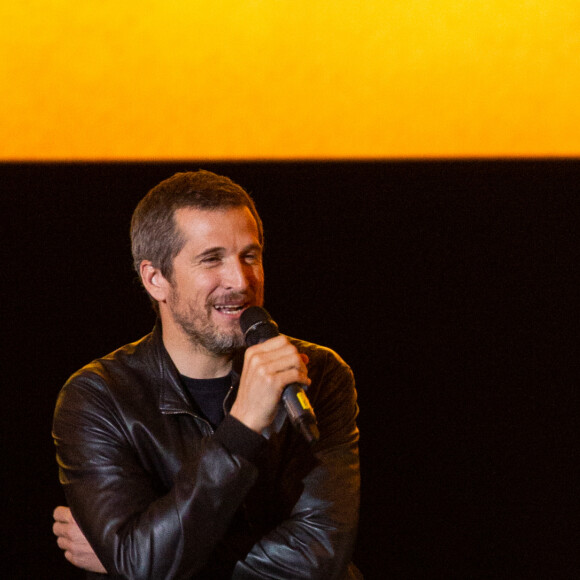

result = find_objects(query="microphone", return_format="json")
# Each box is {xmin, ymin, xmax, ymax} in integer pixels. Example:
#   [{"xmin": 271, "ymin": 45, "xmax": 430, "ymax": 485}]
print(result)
[{"xmin": 240, "ymin": 306, "xmax": 320, "ymax": 445}]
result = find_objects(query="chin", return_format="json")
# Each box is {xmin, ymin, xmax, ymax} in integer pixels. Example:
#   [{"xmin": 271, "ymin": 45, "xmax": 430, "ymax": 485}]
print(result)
[{"xmin": 205, "ymin": 328, "xmax": 245, "ymax": 355}]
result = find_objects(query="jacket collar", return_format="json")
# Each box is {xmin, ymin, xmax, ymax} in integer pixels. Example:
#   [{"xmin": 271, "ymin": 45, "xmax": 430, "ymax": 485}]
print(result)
[
  {"xmin": 149, "ymin": 322, "xmax": 241, "ymax": 416},
  {"xmin": 148, "ymin": 323, "xmax": 194, "ymax": 415}
]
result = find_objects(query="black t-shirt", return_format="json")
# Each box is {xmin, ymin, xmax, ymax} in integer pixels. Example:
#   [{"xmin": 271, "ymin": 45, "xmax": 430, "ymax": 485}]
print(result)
[{"xmin": 180, "ymin": 374, "xmax": 231, "ymax": 429}]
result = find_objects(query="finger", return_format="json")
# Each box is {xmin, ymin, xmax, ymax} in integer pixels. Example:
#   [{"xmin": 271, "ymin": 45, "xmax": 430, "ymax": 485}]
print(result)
[
  {"xmin": 64, "ymin": 549, "xmax": 108, "ymax": 574},
  {"xmin": 247, "ymin": 339, "xmax": 303, "ymax": 368},
  {"xmin": 53, "ymin": 506, "xmax": 72, "ymax": 523},
  {"xmin": 276, "ymin": 366, "xmax": 311, "ymax": 388},
  {"xmin": 56, "ymin": 535, "xmax": 72, "ymax": 551},
  {"xmin": 53, "ymin": 521, "xmax": 66, "ymax": 537},
  {"xmin": 273, "ymin": 350, "xmax": 310, "ymax": 377},
  {"xmin": 53, "ymin": 521, "xmax": 79, "ymax": 543},
  {"xmin": 249, "ymin": 352, "xmax": 309, "ymax": 387},
  {"xmin": 246, "ymin": 334, "xmax": 288, "ymax": 352}
]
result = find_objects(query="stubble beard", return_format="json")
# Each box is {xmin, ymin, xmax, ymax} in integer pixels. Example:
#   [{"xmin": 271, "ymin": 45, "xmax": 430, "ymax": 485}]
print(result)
[{"xmin": 168, "ymin": 291, "xmax": 246, "ymax": 357}]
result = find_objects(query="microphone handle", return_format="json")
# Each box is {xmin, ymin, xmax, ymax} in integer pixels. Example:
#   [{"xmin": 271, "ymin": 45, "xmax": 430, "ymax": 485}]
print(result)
[
  {"xmin": 282, "ymin": 383, "xmax": 320, "ymax": 444},
  {"xmin": 240, "ymin": 307, "xmax": 319, "ymax": 444}
]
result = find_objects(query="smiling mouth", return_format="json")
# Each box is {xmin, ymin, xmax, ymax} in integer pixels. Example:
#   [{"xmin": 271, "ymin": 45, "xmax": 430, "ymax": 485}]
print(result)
[{"xmin": 213, "ymin": 304, "xmax": 247, "ymax": 315}]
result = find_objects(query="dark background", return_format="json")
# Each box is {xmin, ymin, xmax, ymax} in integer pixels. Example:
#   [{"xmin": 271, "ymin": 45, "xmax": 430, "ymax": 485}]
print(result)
[{"xmin": 3, "ymin": 161, "xmax": 577, "ymax": 578}]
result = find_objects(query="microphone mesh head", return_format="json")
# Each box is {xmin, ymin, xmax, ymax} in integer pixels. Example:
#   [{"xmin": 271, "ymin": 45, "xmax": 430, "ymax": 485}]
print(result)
[
  {"xmin": 240, "ymin": 306, "xmax": 272, "ymax": 334},
  {"xmin": 240, "ymin": 306, "xmax": 279, "ymax": 345}
]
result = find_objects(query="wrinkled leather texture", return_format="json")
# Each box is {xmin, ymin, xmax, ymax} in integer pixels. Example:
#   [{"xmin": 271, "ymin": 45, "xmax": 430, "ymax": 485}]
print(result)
[{"xmin": 53, "ymin": 325, "xmax": 361, "ymax": 579}]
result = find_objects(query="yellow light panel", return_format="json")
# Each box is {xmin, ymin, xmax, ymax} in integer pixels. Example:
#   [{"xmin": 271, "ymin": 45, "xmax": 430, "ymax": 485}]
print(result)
[{"xmin": 1, "ymin": 1, "xmax": 579, "ymax": 159}]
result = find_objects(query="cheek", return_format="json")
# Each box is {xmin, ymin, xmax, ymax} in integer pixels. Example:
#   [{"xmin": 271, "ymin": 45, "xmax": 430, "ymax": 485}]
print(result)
[
  {"xmin": 190, "ymin": 272, "xmax": 220, "ymax": 293},
  {"xmin": 173, "ymin": 276, "xmax": 219, "ymax": 307},
  {"xmin": 253, "ymin": 277, "xmax": 265, "ymax": 299},
  {"xmin": 252, "ymin": 266, "xmax": 265, "ymax": 285},
  {"xmin": 254, "ymin": 272, "xmax": 265, "ymax": 302}
]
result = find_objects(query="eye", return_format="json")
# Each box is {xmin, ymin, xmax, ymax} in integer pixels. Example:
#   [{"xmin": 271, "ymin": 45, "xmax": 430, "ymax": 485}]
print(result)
[
  {"xmin": 201, "ymin": 255, "xmax": 221, "ymax": 265},
  {"xmin": 243, "ymin": 252, "xmax": 261, "ymax": 264}
]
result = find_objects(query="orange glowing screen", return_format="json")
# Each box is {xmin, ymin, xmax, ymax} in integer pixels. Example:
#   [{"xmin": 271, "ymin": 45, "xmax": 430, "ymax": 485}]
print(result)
[{"xmin": 1, "ymin": 1, "xmax": 579, "ymax": 159}]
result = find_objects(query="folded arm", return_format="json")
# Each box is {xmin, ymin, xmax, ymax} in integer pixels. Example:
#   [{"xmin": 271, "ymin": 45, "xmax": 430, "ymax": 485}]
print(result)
[{"xmin": 53, "ymin": 375, "xmax": 262, "ymax": 579}]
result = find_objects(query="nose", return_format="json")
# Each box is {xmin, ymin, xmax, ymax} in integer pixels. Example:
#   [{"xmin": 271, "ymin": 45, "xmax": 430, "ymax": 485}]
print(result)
[{"xmin": 223, "ymin": 257, "xmax": 251, "ymax": 291}]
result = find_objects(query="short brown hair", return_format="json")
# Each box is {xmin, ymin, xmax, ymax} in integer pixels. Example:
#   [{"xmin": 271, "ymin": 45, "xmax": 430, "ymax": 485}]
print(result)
[{"xmin": 131, "ymin": 170, "xmax": 263, "ymax": 282}]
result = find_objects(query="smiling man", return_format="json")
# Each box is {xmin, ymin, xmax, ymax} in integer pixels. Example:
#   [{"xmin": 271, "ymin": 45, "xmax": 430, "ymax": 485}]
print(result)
[{"xmin": 52, "ymin": 170, "xmax": 361, "ymax": 579}]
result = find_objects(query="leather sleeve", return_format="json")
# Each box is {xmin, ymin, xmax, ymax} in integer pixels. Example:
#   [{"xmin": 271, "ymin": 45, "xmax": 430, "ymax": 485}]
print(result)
[
  {"xmin": 53, "ymin": 371, "xmax": 261, "ymax": 579},
  {"xmin": 233, "ymin": 345, "xmax": 361, "ymax": 579}
]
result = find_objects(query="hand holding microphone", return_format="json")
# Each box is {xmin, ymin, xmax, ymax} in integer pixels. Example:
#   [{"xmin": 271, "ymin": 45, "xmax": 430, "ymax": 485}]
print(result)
[{"xmin": 238, "ymin": 307, "xmax": 320, "ymax": 444}]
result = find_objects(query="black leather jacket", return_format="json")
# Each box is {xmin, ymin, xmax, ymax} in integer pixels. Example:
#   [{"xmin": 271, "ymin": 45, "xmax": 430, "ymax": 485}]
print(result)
[{"xmin": 53, "ymin": 325, "xmax": 361, "ymax": 579}]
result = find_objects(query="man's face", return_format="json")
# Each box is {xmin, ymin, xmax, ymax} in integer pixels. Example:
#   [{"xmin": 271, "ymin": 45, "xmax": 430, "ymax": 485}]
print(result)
[{"xmin": 163, "ymin": 206, "xmax": 265, "ymax": 356}]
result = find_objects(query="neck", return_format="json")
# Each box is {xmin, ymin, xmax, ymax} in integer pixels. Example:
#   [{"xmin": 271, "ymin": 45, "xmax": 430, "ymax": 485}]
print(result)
[{"xmin": 161, "ymin": 322, "xmax": 233, "ymax": 379}]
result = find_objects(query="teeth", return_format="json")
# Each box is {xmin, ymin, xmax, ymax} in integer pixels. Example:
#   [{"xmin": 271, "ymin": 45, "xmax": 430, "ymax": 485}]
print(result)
[{"xmin": 215, "ymin": 305, "xmax": 243, "ymax": 313}]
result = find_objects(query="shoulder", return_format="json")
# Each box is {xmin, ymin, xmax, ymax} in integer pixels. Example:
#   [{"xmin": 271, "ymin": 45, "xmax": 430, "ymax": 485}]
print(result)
[
  {"xmin": 287, "ymin": 337, "xmax": 359, "ymax": 445},
  {"xmin": 53, "ymin": 331, "xmax": 160, "ymax": 437},
  {"xmin": 287, "ymin": 337, "xmax": 356, "ymax": 411},
  {"xmin": 70, "ymin": 332, "xmax": 155, "ymax": 385},
  {"xmin": 288, "ymin": 336, "xmax": 353, "ymax": 378},
  {"xmin": 56, "ymin": 331, "xmax": 157, "ymax": 411}
]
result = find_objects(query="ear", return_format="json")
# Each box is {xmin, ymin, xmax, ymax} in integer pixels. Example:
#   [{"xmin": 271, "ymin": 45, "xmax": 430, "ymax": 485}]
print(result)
[{"xmin": 139, "ymin": 260, "xmax": 170, "ymax": 303}]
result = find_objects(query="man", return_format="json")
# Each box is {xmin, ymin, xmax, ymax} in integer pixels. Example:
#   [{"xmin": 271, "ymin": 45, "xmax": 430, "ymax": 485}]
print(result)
[{"xmin": 52, "ymin": 170, "xmax": 361, "ymax": 578}]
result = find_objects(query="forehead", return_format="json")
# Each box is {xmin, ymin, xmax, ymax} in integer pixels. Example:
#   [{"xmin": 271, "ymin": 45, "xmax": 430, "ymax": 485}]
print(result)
[{"xmin": 174, "ymin": 206, "xmax": 261, "ymax": 249}]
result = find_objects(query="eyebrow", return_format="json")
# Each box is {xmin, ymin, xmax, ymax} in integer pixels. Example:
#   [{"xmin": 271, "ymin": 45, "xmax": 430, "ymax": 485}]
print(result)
[
  {"xmin": 242, "ymin": 243, "xmax": 263, "ymax": 254},
  {"xmin": 195, "ymin": 247, "xmax": 225, "ymax": 260},
  {"xmin": 194, "ymin": 243, "xmax": 263, "ymax": 261}
]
